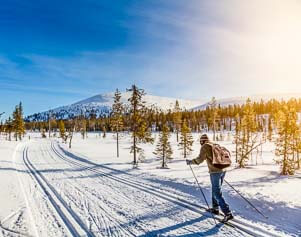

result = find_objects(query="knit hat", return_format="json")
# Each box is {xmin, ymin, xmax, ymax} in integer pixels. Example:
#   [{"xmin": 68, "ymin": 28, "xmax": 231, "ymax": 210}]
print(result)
[{"xmin": 200, "ymin": 134, "xmax": 209, "ymax": 142}]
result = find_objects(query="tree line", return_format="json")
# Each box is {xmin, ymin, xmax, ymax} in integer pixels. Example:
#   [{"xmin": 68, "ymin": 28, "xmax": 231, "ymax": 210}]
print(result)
[
  {"xmin": 0, "ymin": 102, "xmax": 25, "ymax": 141},
  {"xmin": 1, "ymin": 86, "xmax": 301, "ymax": 175}
]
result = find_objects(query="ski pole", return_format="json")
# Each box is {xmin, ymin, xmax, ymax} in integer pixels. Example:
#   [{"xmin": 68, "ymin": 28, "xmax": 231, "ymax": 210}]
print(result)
[
  {"xmin": 188, "ymin": 164, "xmax": 218, "ymax": 225},
  {"xmin": 224, "ymin": 179, "xmax": 268, "ymax": 219}
]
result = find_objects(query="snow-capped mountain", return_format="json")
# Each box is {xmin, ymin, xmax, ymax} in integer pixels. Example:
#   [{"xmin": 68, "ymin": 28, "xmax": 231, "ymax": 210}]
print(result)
[
  {"xmin": 26, "ymin": 92, "xmax": 202, "ymax": 121},
  {"xmin": 26, "ymin": 92, "xmax": 301, "ymax": 121},
  {"xmin": 192, "ymin": 93, "xmax": 301, "ymax": 110}
]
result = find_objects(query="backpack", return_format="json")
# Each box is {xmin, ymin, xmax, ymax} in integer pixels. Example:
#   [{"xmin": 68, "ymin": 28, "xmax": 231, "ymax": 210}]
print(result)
[{"xmin": 210, "ymin": 143, "xmax": 232, "ymax": 169}]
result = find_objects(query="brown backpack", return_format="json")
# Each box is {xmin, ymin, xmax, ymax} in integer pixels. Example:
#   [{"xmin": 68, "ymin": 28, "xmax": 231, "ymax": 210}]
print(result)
[{"xmin": 210, "ymin": 143, "xmax": 232, "ymax": 169}]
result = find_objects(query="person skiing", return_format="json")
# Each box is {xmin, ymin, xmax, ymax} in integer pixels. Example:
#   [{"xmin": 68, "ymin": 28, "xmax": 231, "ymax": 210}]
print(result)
[{"xmin": 186, "ymin": 134, "xmax": 234, "ymax": 223}]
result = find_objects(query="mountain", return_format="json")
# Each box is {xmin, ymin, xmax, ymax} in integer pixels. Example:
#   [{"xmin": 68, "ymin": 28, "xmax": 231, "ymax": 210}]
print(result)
[
  {"xmin": 26, "ymin": 92, "xmax": 301, "ymax": 121},
  {"xmin": 192, "ymin": 93, "xmax": 301, "ymax": 110},
  {"xmin": 26, "ymin": 92, "xmax": 202, "ymax": 121}
]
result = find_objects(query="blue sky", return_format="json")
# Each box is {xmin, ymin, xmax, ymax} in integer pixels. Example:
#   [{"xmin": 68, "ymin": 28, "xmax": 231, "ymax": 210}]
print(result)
[{"xmin": 1, "ymin": 0, "xmax": 301, "ymax": 119}]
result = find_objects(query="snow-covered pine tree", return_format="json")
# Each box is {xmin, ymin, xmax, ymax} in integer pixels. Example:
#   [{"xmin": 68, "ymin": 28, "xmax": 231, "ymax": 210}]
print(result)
[
  {"xmin": 173, "ymin": 100, "xmax": 182, "ymax": 142},
  {"xmin": 179, "ymin": 119, "xmax": 194, "ymax": 158},
  {"xmin": 110, "ymin": 89, "xmax": 124, "ymax": 157},
  {"xmin": 275, "ymin": 106, "xmax": 298, "ymax": 175},
  {"xmin": 58, "ymin": 120, "xmax": 66, "ymax": 141},
  {"xmin": 153, "ymin": 123, "xmax": 173, "ymax": 168},
  {"xmin": 127, "ymin": 85, "xmax": 154, "ymax": 167}
]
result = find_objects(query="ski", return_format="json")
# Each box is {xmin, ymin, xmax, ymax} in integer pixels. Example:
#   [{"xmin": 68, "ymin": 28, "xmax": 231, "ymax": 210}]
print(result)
[
  {"xmin": 219, "ymin": 220, "xmax": 236, "ymax": 229},
  {"xmin": 175, "ymin": 197, "xmax": 237, "ymax": 229}
]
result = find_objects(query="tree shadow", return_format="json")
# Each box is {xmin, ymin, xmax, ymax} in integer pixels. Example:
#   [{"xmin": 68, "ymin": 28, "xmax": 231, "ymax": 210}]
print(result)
[{"xmin": 57, "ymin": 144, "xmax": 301, "ymax": 235}]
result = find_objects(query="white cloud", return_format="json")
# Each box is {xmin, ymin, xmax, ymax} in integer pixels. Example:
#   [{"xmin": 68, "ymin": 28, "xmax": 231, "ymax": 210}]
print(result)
[{"xmin": 2, "ymin": 0, "xmax": 301, "ymax": 102}]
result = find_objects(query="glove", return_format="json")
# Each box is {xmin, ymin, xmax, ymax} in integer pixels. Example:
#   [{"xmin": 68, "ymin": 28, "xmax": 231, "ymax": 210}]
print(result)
[{"xmin": 186, "ymin": 160, "xmax": 192, "ymax": 165}]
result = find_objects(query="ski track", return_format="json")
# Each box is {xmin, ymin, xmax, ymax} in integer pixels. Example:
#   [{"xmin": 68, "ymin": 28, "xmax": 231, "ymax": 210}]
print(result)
[
  {"xmin": 0, "ymin": 210, "xmax": 32, "ymax": 237},
  {"xmin": 41, "ymin": 145, "xmax": 138, "ymax": 236},
  {"xmin": 47, "ymin": 139, "xmax": 243, "ymax": 236},
  {"xmin": 0, "ymin": 207, "xmax": 31, "ymax": 237},
  {"xmin": 21, "ymin": 144, "xmax": 95, "ymax": 237},
  {"xmin": 17, "ymin": 139, "xmax": 289, "ymax": 236},
  {"xmin": 50, "ymin": 141, "xmax": 284, "ymax": 237},
  {"xmin": 50, "ymin": 141, "xmax": 249, "ymax": 236},
  {"xmin": 46, "ymin": 142, "xmax": 222, "ymax": 236},
  {"xmin": 49, "ymin": 143, "xmax": 225, "ymax": 235}
]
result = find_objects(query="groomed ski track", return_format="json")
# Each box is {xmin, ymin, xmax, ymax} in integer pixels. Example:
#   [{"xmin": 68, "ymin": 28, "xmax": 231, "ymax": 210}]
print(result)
[{"xmin": 16, "ymin": 140, "xmax": 286, "ymax": 236}]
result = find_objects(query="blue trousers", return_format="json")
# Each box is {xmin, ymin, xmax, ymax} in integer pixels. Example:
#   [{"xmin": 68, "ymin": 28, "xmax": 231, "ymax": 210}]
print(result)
[{"xmin": 210, "ymin": 172, "xmax": 231, "ymax": 215}]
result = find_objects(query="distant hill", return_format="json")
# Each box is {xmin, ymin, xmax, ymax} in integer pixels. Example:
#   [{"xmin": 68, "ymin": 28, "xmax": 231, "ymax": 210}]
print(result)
[
  {"xmin": 26, "ymin": 92, "xmax": 202, "ymax": 121},
  {"xmin": 26, "ymin": 92, "xmax": 301, "ymax": 121},
  {"xmin": 192, "ymin": 93, "xmax": 301, "ymax": 110}
]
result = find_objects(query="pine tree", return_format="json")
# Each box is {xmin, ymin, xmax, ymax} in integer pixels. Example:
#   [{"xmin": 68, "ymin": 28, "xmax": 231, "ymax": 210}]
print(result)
[
  {"xmin": 41, "ymin": 128, "xmax": 47, "ymax": 138},
  {"xmin": 18, "ymin": 102, "xmax": 25, "ymax": 139},
  {"xmin": 111, "ymin": 89, "xmax": 124, "ymax": 157},
  {"xmin": 80, "ymin": 119, "xmax": 87, "ymax": 139},
  {"xmin": 178, "ymin": 119, "xmax": 194, "ymax": 158},
  {"xmin": 234, "ymin": 114, "xmax": 241, "ymax": 163},
  {"xmin": 295, "ymin": 130, "xmax": 301, "ymax": 170},
  {"xmin": 153, "ymin": 123, "xmax": 173, "ymax": 168},
  {"xmin": 236, "ymin": 99, "xmax": 262, "ymax": 168},
  {"xmin": 0, "ymin": 121, "xmax": 3, "ymax": 136},
  {"xmin": 58, "ymin": 120, "xmax": 66, "ymax": 141},
  {"xmin": 173, "ymin": 100, "xmax": 182, "ymax": 142},
  {"xmin": 293, "ymin": 125, "xmax": 301, "ymax": 170},
  {"xmin": 68, "ymin": 119, "xmax": 77, "ymax": 148},
  {"xmin": 12, "ymin": 106, "xmax": 19, "ymax": 141},
  {"xmin": 0, "ymin": 112, "xmax": 4, "ymax": 136},
  {"xmin": 267, "ymin": 115, "xmax": 273, "ymax": 142},
  {"xmin": 17, "ymin": 102, "xmax": 25, "ymax": 140},
  {"xmin": 5, "ymin": 117, "xmax": 13, "ymax": 141},
  {"xmin": 102, "ymin": 124, "xmax": 106, "ymax": 138},
  {"xmin": 12, "ymin": 102, "xmax": 25, "ymax": 141},
  {"xmin": 275, "ymin": 106, "xmax": 298, "ymax": 175},
  {"xmin": 127, "ymin": 85, "xmax": 154, "ymax": 167},
  {"xmin": 209, "ymin": 97, "xmax": 218, "ymax": 141}
]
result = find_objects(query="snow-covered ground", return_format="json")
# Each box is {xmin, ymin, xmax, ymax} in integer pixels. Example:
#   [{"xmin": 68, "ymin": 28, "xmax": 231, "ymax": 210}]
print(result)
[{"xmin": 0, "ymin": 132, "xmax": 300, "ymax": 236}]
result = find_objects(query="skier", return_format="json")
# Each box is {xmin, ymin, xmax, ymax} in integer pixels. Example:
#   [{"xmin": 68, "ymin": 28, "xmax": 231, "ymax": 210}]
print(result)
[{"xmin": 186, "ymin": 134, "xmax": 234, "ymax": 223}]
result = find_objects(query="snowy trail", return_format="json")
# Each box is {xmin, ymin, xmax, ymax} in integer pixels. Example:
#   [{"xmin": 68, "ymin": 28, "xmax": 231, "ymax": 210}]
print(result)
[
  {"xmin": 15, "ymin": 139, "xmax": 293, "ymax": 236},
  {"xmin": 41, "ymin": 144, "xmax": 138, "ymax": 236},
  {"xmin": 22, "ymin": 145, "xmax": 94, "ymax": 237},
  {"xmin": 50, "ymin": 142, "xmax": 241, "ymax": 235},
  {"xmin": 17, "ymin": 140, "xmax": 246, "ymax": 236},
  {"xmin": 49, "ymin": 142, "xmax": 285, "ymax": 237}
]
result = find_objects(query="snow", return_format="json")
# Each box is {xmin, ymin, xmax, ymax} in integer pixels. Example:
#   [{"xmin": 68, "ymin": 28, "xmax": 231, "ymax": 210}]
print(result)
[
  {"xmin": 26, "ymin": 92, "xmax": 202, "ymax": 121},
  {"xmin": 0, "ymin": 132, "xmax": 300, "ymax": 236},
  {"xmin": 26, "ymin": 92, "xmax": 301, "ymax": 121},
  {"xmin": 0, "ymin": 139, "xmax": 30, "ymax": 235},
  {"xmin": 192, "ymin": 93, "xmax": 301, "ymax": 110}
]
